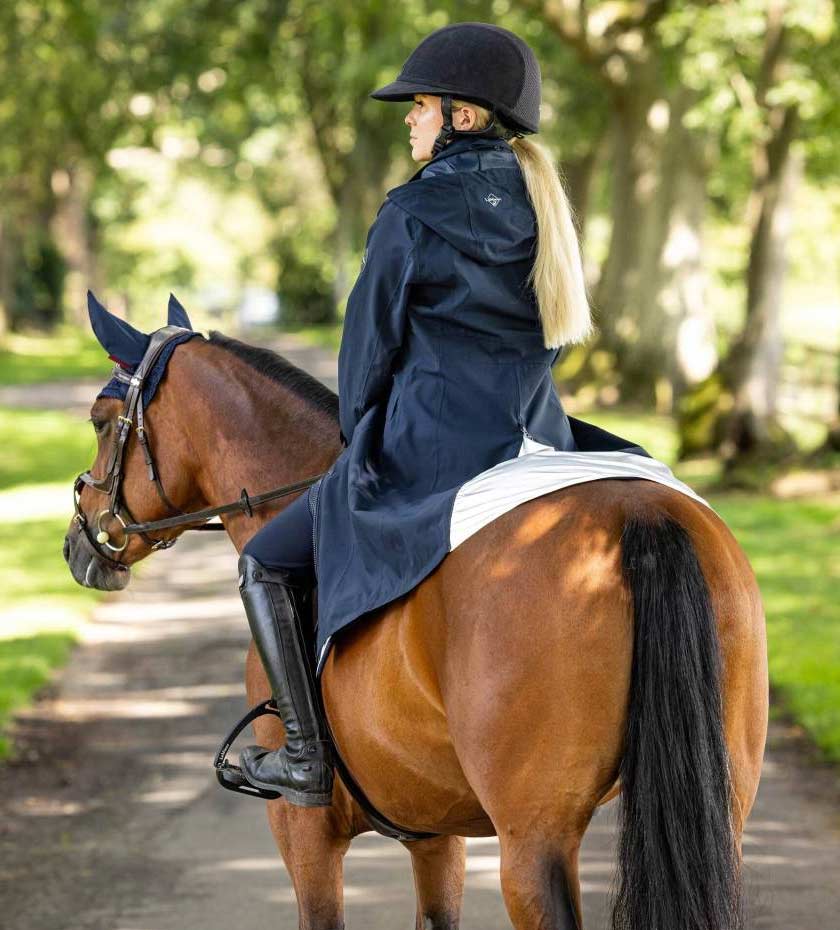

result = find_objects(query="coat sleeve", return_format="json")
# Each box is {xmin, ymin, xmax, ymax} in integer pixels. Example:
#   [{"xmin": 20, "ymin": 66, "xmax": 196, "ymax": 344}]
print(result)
[{"xmin": 337, "ymin": 199, "xmax": 420, "ymax": 445}]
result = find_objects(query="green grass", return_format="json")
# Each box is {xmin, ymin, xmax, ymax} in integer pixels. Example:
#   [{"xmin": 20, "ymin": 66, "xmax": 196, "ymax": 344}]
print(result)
[
  {"xmin": 587, "ymin": 408, "xmax": 840, "ymax": 761},
  {"xmin": 579, "ymin": 407, "xmax": 679, "ymax": 465},
  {"xmin": 708, "ymin": 493, "xmax": 840, "ymax": 760},
  {"xmin": 0, "ymin": 407, "xmax": 96, "ymax": 488},
  {"xmin": 291, "ymin": 322, "xmax": 343, "ymax": 353},
  {"xmin": 0, "ymin": 508, "xmax": 104, "ymax": 760},
  {"xmin": 0, "ymin": 633, "xmax": 76, "ymax": 756},
  {"xmin": 571, "ymin": 407, "xmax": 840, "ymax": 759},
  {"xmin": 0, "ymin": 327, "xmax": 111, "ymax": 386},
  {"xmin": 0, "ymin": 408, "xmax": 99, "ymax": 620},
  {"xmin": 0, "ymin": 517, "xmax": 101, "ymax": 608},
  {"xmin": 0, "ymin": 404, "xmax": 102, "ymax": 759},
  {"xmin": 0, "ymin": 514, "xmax": 97, "ymax": 760}
]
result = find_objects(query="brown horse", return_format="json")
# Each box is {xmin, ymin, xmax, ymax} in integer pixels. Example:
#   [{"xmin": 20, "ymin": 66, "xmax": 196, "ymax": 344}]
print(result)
[{"xmin": 66, "ymin": 329, "xmax": 768, "ymax": 930}]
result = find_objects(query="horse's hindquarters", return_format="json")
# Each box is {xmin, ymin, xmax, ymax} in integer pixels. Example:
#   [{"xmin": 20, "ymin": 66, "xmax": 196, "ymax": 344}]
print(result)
[
  {"xmin": 438, "ymin": 484, "xmax": 636, "ymax": 829},
  {"xmin": 321, "ymin": 579, "xmax": 494, "ymax": 836},
  {"xmin": 322, "ymin": 480, "xmax": 637, "ymax": 836},
  {"xmin": 322, "ymin": 479, "xmax": 767, "ymax": 852}
]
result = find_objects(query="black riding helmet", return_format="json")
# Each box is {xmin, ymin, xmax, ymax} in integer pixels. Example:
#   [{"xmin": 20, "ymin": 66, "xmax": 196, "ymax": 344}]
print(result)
[{"xmin": 369, "ymin": 22, "xmax": 541, "ymax": 156}]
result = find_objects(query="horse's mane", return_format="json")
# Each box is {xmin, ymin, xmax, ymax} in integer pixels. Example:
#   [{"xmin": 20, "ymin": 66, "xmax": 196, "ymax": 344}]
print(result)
[{"xmin": 208, "ymin": 331, "xmax": 339, "ymax": 420}]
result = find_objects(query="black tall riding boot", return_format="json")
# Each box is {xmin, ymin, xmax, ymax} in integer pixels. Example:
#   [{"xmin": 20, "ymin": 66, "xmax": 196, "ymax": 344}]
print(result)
[{"xmin": 236, "ymin": 553, "xmax": 334, "ymax": 807}]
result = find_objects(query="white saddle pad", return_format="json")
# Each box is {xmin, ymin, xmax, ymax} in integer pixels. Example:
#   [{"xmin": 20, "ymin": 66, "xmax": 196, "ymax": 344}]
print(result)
[{"xmin": 449, "ymin": 439, "xmax": 713, "ymax": 551}]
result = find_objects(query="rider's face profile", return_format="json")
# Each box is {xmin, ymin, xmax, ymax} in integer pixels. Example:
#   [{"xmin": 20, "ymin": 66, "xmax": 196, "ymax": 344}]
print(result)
[{"xmin": 404, "ymin": 94, "xmax": 476, "ymax": 162}]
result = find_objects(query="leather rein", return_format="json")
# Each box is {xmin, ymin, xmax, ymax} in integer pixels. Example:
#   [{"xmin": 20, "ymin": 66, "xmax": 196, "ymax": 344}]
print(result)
[{"xmin": 72, "ymin": 326, "xmax": 324, "ymax": 562}]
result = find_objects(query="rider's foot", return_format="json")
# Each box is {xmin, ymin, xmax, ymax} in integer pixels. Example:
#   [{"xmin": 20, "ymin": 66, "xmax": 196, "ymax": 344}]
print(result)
[{"xmin": 239, "ymin": 740, "xmax": 334, "ymax": 807}]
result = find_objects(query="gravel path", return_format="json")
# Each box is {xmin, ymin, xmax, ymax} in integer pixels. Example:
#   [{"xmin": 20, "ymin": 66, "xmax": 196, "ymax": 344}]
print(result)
[{"xmin": 1, "ymin": 334, "xmax": 838, "ymax": 929}]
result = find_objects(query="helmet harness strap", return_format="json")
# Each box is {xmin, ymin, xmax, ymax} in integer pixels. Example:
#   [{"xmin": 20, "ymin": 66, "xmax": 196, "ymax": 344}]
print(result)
[
  {"xmin": 432, "ymin": 93, "xmax": 525, "ymax": 156},
  {"xmin": 431, "ymin": 94, "xmax": 454, "ymax": 156}
]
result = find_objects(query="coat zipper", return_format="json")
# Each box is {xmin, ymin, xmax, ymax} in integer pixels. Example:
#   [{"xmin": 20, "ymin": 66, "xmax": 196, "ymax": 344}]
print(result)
[
  {"xmin": 310, "ymin": 480, "xmax": 320, "ymax": 575},
  {"xmin": 518, "ymin": 419, "xmax": 539, "ymax": 442}
]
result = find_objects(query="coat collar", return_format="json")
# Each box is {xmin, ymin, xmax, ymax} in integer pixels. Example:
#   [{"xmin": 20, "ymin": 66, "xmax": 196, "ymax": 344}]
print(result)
[
  {"xmin": 407, "ymin": 135, "xmax": 514, "ymax": 183},
  {"xmin": 387, "ymin": 135, "xmax": 535, "ymax": 265}
]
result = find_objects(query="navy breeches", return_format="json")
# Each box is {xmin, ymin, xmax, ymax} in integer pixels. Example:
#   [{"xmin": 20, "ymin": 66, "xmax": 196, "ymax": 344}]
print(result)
[{"xmin": 242, "ymin": 487, "xmax": 315, "ymax": 582}]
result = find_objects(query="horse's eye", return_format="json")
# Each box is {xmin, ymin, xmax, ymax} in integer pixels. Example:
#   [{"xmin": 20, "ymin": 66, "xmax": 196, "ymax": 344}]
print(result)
[{"xmin": 89, "ymin": 417, "xmax": 107, "ymax": 434}]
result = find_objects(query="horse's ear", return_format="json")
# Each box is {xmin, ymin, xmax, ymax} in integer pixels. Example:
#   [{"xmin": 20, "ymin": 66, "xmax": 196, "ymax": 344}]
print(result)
[
  {"xmin": 87, "ymin": 290, "xmax": 150, "ymax": 367},
  {"xmin": 167, "ymin": 293, "xmax": 193, "ymax": 330}
]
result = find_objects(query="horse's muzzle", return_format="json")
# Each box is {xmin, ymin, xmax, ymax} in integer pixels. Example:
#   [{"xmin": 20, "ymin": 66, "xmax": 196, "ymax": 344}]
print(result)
[{"xmin": 64, "ymin": 519, "xmax": 131, "ymax": 591}]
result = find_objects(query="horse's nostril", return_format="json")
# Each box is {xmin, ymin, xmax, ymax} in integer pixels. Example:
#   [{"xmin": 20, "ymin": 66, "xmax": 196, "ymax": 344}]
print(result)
[{"xmin": 63, "ymin": 535, "xmax": 71, "ymax": 564}]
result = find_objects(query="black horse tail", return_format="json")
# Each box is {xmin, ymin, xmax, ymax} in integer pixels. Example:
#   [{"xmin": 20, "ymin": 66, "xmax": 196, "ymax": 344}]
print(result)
[{"xmin": 612, "ymin": 515, "xmax": 743, "ymax": 930}]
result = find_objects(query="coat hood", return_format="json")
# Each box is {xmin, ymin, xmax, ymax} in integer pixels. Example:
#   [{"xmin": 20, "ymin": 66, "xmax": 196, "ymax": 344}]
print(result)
[{"xmin": 385, "ymin": 138, "xmax": 537, "ymax": 265}]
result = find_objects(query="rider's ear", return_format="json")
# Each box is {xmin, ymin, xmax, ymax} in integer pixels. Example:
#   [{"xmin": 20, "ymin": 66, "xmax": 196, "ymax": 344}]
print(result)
[
  {"xmin": 167, "ymin": 293, "xmax": 193, "ymax": 330},
  {"xmin": 87, "ymin": 290, "xmax": 150, "ymax": 367}
]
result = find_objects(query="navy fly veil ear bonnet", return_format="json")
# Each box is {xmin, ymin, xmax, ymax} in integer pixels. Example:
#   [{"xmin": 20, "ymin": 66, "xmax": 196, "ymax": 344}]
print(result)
[{"xmin": 88, "ymin": 291, "xmax": 200, "ymax": 407}]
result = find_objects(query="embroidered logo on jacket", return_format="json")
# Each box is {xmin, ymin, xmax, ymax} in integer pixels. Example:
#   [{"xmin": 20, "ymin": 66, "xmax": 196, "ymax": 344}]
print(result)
[{"xmin": 484, "ymin": 193, "xmax": 502, "ymax": 207}]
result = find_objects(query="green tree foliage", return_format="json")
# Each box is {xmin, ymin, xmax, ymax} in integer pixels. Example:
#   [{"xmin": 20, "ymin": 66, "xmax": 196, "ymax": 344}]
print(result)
[
  {"xmin": 673, "ymin": 0, "xmax": 839, "ymax": 467},
  {"xmin": 2, "ymin": 0, "xmax": 838, "ymax": 465},
  {"xmin": 0, "ymin": 1, "xmax": 133, "ymax": 330}
]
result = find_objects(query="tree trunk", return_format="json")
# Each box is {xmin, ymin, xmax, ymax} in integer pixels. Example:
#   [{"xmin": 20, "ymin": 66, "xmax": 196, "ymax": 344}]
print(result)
[
  {"xmin": 621, "ymin": 85, "xmax": 710, "ymax": 409},
  {"xmin": 822, "ymin": 357, "xmax": 840, "ymax": 452},
  {"xmin": 588, "ymin": 79, "xmax": 702, "ymax": 406},
  {"xmin": 533, "ymin": 0, "xmax": 705, "ymax": 405},
  {"xmin": 0, "ymin": 217, "xmax": 13, "ymax": 337},
  {"xmin": 591, "ymin": 82, "xmax": 653, "ymax": 365},
  {"xmin": 332, "ymin": 184, "xmax": 355, "ymax": 323},
  {"xmin": 560, "ymin": 145, "xmax": 599, "ymax": 244},
  {"xmin": 720, "ymin": 120, "xmax": 800, "ymax": 463},
  {"xmin": 299, "ymin": 68, "xmax": 393, "ymax": 321},
  {"xmin": 49, "ymin": 162, "xmax": 97, "ymax": 326},
  {"xmin": 670, "ymin": 146, "xmax": 717, "ymax": 395},
  {"xmin": 678, "ymin": 3, "xmax": 801, "ymax": 466}
]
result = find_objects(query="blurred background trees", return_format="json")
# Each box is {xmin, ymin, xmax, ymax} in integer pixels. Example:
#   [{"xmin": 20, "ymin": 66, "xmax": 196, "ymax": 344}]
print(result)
[{"xmin": 1, "ymin": 0, "xmax": 838, "ymax": 472}]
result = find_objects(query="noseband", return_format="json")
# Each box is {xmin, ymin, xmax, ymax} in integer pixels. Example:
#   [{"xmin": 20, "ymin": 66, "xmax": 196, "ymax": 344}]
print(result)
[{"xmin": 73, "ymin": 326, "xmax": 324, "ymax": 562}]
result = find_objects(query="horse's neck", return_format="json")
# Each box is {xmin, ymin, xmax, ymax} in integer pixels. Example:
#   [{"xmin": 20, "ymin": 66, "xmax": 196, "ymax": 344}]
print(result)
[{"xmin": 174, "ymin": 340, "xmax": 339, "ymax": 552}]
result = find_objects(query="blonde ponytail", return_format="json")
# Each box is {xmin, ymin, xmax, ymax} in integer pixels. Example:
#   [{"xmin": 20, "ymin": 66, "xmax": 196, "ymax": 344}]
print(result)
[
  {"xmin": 452, "ymin": 98, "xmax": 594, "ymax": 349},
  {"xmin": 509, "ymin": 136, "xmax": 593, "ymax": 349}
]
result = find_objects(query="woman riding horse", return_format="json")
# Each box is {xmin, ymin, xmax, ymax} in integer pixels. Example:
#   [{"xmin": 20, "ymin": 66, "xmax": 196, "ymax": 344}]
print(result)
[{"xmin": 237, "ymin": 22, "xmax": 648, "ymax": 804}]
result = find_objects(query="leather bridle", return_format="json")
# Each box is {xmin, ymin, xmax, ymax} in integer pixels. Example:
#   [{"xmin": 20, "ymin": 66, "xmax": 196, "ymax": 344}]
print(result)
[{"xmin": 72, "ymin": 326, "xmax": 324, "ymax": 564}]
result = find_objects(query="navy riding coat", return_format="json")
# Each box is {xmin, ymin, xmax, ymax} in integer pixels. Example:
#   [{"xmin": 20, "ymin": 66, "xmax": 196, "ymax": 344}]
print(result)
[{"xmin": 311, "ymin": 135, "xmax": 645, "ymax": 669}]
